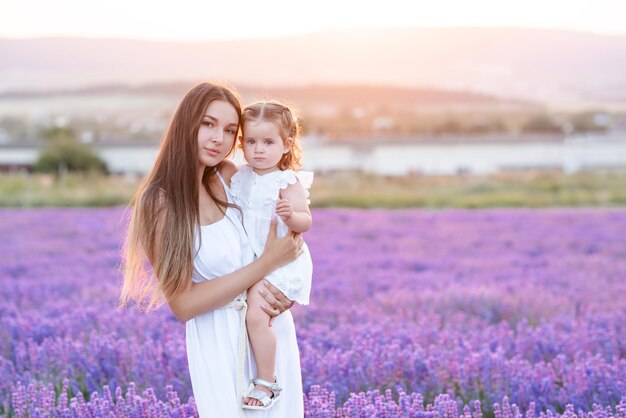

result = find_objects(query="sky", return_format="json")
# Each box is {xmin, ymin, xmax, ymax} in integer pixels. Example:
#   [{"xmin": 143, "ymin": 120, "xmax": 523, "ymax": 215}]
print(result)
[{"xmin": 1, "ymin": 0, "xmax": 625, "ymax": 41}]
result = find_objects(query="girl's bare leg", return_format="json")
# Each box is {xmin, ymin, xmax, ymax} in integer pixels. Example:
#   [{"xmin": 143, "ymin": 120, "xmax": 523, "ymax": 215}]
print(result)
[{"xmin": 244, "ymin": 280, "xmax": 277, "ymax": 406}]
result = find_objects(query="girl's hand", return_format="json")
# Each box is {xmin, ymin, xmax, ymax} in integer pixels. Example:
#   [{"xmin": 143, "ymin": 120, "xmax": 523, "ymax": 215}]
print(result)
[
  {"xmin": 275, "ymin": 198, "xmax": 293, "ymax": 221},
  {"xmin": 259, "ymin": 280, "xmax": 294, "ymax": 326},
  {"xmin": 261, "ymin": 218, "xmax": 303, "ymax": 269}
]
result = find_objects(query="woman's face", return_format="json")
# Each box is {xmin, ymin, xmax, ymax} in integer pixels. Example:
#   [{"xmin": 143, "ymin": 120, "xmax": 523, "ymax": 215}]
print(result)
[{"xmin": 197, "ymin": 100, "xmax": 239, "ymax": 168}]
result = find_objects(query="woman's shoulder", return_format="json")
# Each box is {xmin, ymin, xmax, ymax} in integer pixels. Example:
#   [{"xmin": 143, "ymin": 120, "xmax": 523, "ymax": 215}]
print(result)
[{"xmin": 219, "ymin": 160, "xmax": 238, "ymax": 184}]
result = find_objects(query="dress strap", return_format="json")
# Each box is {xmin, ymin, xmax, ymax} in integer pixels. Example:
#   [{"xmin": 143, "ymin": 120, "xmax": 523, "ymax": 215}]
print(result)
[
  {"xmin": 215, "ymin": 170, "xmax": 229, "ymax": 190},
  {"xmin": 215, "ymin": 169, "xmax": 237, "ymax": 211}
]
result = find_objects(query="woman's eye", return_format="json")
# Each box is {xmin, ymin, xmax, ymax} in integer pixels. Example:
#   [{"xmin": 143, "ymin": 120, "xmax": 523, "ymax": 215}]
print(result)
[
  {"xmin": 226, "ymin": 129, "xmax": 236, "ymax": 135},
  {"xmin": 202, "ymin": 121, "xmax": 214, "ymax": 127}
]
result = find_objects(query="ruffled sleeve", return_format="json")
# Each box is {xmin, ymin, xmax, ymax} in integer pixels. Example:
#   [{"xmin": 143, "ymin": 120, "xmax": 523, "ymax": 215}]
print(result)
[
  {"xmin": 295, "ymin": 171, "xmax": 314, "ymax": 190},
  {"xmin": 276, "ymin": 170, "xmax": 314, "ymax": 205}
]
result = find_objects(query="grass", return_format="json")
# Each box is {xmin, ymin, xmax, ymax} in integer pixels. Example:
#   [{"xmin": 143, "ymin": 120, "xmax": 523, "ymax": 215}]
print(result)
[
  {"xmin": 312, "ymin": 170, "xmax": 626, "ymax": 208},
  {"xmin": 0, "ymin": 173, "xmax": 137, "ymax": 207},
  {"xmin": 1, "ymin": 170, "xmax": 625, "ymax": 208}
]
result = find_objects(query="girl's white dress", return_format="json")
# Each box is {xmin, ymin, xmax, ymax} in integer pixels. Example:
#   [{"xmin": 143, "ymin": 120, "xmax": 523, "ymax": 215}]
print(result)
[
  {"xmin": 185, "ymin": 172, "xmax": 304, "ymax": 418},
  {"xmin": 230, "ymin": 164, "xmax": 314, "ymax": 305}
]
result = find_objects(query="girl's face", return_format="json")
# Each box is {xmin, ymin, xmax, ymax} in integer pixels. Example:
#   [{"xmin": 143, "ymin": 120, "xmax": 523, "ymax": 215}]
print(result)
[
  {"xmin": 241, "ymin": 120, "xmax": 291, "ymax": 174},
  {"xmin": 197, "ymin": 100, "xmax": 239, "ymax": 168}
]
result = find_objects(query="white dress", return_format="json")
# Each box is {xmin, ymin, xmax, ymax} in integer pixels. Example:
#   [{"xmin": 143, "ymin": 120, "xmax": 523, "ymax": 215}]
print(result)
[
  {"xmin": 230, "ymin": 165, "xmax": 314, "ymax": 305},
  {"xmin": 185, "ymin": 172, "xmax": 304, "ymax": 418}
]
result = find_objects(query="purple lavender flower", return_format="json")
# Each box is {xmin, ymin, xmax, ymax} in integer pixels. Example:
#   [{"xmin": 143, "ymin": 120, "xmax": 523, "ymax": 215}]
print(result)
[{"xmin": 1, "ymin": 208, "xmax": 625, "ymax": 416}]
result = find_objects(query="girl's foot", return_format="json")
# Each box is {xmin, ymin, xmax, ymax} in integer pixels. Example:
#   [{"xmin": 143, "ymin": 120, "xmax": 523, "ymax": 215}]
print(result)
[
  {"xmin": 243, "ymin": 385, "xmax": 274, "ymax": 407},
  {"xmin": 241, "ymin": 378, "xmax": 282, "ymax": 410}
]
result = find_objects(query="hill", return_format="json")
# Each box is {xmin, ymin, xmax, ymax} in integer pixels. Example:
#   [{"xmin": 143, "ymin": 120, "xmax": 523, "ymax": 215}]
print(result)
[{"xmin": 2, "ymin": 27, "xmax": 625, "ymax": 102}]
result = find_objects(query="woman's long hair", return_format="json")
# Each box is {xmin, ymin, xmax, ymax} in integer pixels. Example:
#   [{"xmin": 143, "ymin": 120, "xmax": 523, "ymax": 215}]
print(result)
[{"xmin": 120, "ymin": 82, "xmax": 242, "ymax": 310}]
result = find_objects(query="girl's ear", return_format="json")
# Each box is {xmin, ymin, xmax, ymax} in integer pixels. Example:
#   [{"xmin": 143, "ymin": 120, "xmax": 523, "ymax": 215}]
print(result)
[{"xmin": 283, "ymin": 137, "xmax": 293, "ymax": 154}]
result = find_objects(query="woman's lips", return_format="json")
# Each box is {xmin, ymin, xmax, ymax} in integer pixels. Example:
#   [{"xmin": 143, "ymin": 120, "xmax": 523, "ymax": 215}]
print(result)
[{"xmin": 205, "ymin": 148, "xmax": 220, "ymax": 157}]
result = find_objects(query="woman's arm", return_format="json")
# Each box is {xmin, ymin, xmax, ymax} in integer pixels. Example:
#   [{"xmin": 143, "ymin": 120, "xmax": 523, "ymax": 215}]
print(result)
[
  {"xmin": 166, "ymin": 220, "xmax": 302, "ymax": 322},
  {"xmin": 276, "ymin": 181, "xmax": 312, "ymax": 233}
]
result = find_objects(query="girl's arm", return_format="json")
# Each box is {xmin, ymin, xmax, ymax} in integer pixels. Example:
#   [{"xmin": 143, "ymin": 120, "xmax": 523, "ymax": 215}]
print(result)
[
  {"xmin": 166, "ymin": 219, "xmax": 302, "ymax": 322},
  {"xmin": 276, "ymin": 181, "xmax": 312, "ymax": 233}
]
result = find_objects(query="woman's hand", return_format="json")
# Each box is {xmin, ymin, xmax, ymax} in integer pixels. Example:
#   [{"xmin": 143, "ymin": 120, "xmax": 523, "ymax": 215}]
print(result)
[
  {"xmin": 259, "ymin": 280, "xmax": 295, "ymax": 326},
  {"xmin": 167, "ymin": 221, "xmax": 300, "ymax": 322},
  {"xmin": 261, "ymin": 218, "xmax": 303, "ymax": 269}
]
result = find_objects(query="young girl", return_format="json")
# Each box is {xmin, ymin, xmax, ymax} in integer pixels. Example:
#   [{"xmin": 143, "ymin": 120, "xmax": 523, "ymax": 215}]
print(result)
[{"xmin": 230, "ymin": 101, "xmax": 313, "ymax": 410}]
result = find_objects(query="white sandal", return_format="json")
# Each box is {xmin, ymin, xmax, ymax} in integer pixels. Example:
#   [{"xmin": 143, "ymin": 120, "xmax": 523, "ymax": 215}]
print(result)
[{"xmin": 241, "ymin": 377, "xmax": 283, "ymax": 410}]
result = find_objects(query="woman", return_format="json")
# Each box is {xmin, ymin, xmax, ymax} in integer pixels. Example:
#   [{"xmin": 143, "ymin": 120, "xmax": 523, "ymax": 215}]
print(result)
[{"xmin": 120, "ymin": 82, "xmax": 305, "ymax": 417}]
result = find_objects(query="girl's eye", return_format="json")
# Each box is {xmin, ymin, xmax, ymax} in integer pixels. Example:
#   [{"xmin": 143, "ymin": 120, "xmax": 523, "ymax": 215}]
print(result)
[
  {"xmin": 246, "ymin": 139, "xmax": 255, "ymax": 144},
  {"xmin": 264, "ymin": 140, "xmax": 273, "ymax": 145}
]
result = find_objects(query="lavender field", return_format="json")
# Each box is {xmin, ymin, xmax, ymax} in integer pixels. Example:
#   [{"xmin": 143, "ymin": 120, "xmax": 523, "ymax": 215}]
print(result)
[{"xmin": 1, "ymin": 208, "xmax": 625, "ymax": 417}]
